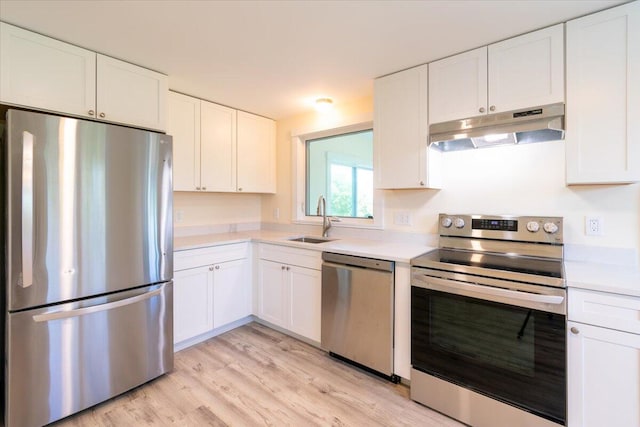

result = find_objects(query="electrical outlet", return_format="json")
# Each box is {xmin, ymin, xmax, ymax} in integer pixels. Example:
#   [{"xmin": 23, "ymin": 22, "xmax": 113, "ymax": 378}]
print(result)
[
  {"xmin": 175, "ymin": 210, "xmax": 184, "ymax": 223},
  {"xmin": 394, "ymin": 211, "xmax": 412, "ymax": 226},
  {"xmin": 585, "ymin": 216, "xmax": 603, "ymax": 236}
]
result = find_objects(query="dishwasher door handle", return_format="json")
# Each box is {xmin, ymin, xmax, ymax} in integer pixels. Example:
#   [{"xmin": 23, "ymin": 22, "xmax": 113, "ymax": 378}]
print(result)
[{"xmin": 322, "ymin": 258, "xmax": 394, "ymax": 273}]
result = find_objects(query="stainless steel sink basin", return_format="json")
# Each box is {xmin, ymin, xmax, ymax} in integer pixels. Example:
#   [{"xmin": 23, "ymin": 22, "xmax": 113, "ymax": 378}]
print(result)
[{"xmin": 288, "ymin": 236, "xmax": 334, "ymax": 244}]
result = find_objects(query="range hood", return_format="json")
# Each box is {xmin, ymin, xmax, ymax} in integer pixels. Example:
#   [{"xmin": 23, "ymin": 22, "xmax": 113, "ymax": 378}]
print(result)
[{"xmin": 430, "ymin": 103, "xmax": 565, "ymax": 152}]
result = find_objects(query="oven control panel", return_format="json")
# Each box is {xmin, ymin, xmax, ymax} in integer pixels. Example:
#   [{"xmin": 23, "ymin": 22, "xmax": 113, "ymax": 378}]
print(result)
[{"xmin": 438, "ymin": 214, "xmax": 563, "ymax": 243}]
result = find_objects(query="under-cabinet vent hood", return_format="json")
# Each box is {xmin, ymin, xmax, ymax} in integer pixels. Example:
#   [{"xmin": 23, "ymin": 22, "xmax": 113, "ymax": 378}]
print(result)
[{"xmin": 430, "ymin": 103, "xmax": 565, "ymax": 152}]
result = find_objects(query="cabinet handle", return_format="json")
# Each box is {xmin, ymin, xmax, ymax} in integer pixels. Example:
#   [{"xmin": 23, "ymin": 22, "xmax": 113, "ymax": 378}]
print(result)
[
  {"xmin": 286, "ymin": 266, "xmax": 290, "ymax": 271},
  {"xmin": 281, "ymin": 266, "xmax": 285, "ymax": 270},
  {"xmin": 215, "ymin": 265, "xmax": 220, "ymax": 270},
  {"xmin": 419, "ymin": 180, "xmax": 425, "ymax": 186},
  {"xmin": 489, "ymin": 105, "xmax": 496, "ymax": 112},
  {"xmin": 209, "ymin": 266, "xmax": 214, "ymax": 271},
  {"xmin": 99, "ymin": 112, "xmax": 106, "ymax": 118},
  {"xmin": 202, "ymin": 186, "xmax": 207, "ymax": 190},
  {"xmin": 479, "ymin": 107, "xmax": 485, "ymax": 113},
  {"xmin": 238, "ymin": 187, "xmax": 243, "ymax": 192},
  {"xmin": 570, "ymin": 327, "xmax": 580, "ymax": 335},
  {"xmin": 88, "ymin": 110, "xmax": 95, "ymax": 116},
  {"xmin": 196, "ymin": 187, "xmax": 201, "ymax": 191}
]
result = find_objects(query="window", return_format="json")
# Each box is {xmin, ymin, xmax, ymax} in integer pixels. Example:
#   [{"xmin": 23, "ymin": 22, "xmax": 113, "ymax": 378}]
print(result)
[
  {"xmin": 305, "ymin": 129, "xmax": 373, "ymax": 219},
  {"xmin": 292, "ymin": 118, "xmax": 382, "ymax": 229}
]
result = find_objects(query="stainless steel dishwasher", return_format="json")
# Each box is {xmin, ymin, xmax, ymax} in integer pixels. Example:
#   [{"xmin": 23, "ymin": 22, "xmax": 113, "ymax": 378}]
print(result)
[{"xmin": 321, "ymin": 252, "xmax": 398, "ymax": 382}]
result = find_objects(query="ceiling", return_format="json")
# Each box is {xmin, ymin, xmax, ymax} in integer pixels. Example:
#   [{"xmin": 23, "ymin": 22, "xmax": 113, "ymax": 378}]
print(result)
[{"xmin": 0, "ymin": 0, "xmax": 626, "ymax": 120}]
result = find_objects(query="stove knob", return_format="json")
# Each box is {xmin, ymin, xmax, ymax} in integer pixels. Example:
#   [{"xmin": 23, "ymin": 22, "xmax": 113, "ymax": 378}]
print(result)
[
  {"xmin": 440, "ymin": 217, "xmax": 453, "ymax": 228},
  {"xmin": 454, "ymin": 218, "xmax": 465, "ymax": 229},
  {"xmin": 526, "ymin": 221, "xmax": 540, "ymax": 233},
  {"xmin": 543, "ymin": 222, "xmax": 559, "ymax": 234}
]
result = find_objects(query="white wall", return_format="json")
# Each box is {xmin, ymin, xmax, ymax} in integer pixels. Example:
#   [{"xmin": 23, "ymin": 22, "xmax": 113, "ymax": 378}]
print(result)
[
  {"xmin": 266, "ymin": 96, "xmax": 640, "ymax": 263},
  {"xmin": 385, "ymin": 141, "xmax": 640, "ymax": 251},
  {"xmin": 174, "ymin": 192, "xmax": 262, "ymax": 227}
]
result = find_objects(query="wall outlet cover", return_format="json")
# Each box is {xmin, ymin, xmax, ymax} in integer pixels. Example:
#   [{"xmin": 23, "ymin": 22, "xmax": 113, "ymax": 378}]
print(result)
[{"xmin": 585, "ymin": 216, "xmax": 603, "ymax": 236}]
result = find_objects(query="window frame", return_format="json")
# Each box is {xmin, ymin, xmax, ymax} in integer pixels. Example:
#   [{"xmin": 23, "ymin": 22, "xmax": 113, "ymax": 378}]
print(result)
[{"xmin": 291, "ymin": 118, "xmax": 383, "ymax": 229}]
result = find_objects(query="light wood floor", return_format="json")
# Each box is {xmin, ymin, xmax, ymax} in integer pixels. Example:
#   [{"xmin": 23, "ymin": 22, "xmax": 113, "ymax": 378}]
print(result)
[{"xmin": 52, "ymin": 322, "xmax": 463, "ymax": 426}]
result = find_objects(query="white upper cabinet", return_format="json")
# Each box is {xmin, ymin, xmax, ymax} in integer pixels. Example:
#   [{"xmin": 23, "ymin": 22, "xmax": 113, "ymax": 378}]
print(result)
[
  {"xmin": 167, "ymin": 92, "xmax": 275, "ymax": 193},
  {"xmin": 0, "ymin": 22, "xmax": 167, "ymax": 131},
  {"xmin": 565, "ymin": 1, "xmax": 640, "ymax": 184},
  {"xmin": 428, "ymin": 24, "xmax": 564, "ymax": 124},
  {"xmin": 0, "ymin": 22, "xmax": 96, "ymax": 118},
  {"xmin": 374, "ymin": 64, "xmax": 441, "ymax": 189},
  {"xmin": 428, "ymin": 47, "xmax": 487, "ymax": 124},
  {"xmin": 488, "ymin": 24, "xmax": 565, "ymax": 113},
  {"xmin": 201, "ymin": 100, "xmax": 237, "ymax": 192},
  {"xmin": 96, "ymin": 54, "xmax": 167, "ymax": 131},
  {"xmin": 167, "ymin": 91, "xmax": 201, "ymax": 191},
  {"xmin": 237, "ymin": 111, "xmax": 276, "ymax": 193}
]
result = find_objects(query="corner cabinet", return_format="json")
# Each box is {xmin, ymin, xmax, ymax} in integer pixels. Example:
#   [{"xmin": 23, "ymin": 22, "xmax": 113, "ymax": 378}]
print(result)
[
  {"xmin": 257, "ymin": 244, "xmax": 321, "ymax": 342},
  {"xmin": 167, "ymin": 91, "xmax": 275, "ymax": 193},
  {"xmin": 428, "ymin": 24, "xmax": 564, "ymax": 124},
  {"xmin": 374, "ymin": 64, "xmax": 441, "ymax": 189},
  {"xmin": 0, "ymin": 22, "xmax": 167, "ymax": 132},
  {"xmin": 173, "ymin": 243, "xmax": 251, "ymax": 349},
  {"xmin": 565, "ymin": 1, "xmax": 640, "ymax": 184},
  {"xmin": 567, "ymin": 288, "xmax": 640, "ymax": 427}
]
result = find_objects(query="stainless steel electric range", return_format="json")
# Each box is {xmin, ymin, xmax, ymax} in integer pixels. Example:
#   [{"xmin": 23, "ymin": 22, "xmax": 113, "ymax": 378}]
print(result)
[{"xmin": 410, "ymin": 214, "xmax": 566, "ymax": 427}]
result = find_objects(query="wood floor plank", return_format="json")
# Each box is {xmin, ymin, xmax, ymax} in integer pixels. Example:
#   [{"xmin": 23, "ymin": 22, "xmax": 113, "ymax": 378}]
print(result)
[{"xmin": 51, "ymin": 322, "xmax": 463, "ymax": 427}]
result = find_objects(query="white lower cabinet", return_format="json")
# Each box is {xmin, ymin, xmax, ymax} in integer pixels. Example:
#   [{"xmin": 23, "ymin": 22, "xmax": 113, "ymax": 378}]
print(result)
[
  {"xmin": 173, "ymin": 243, "xmax": 250, "ymax": 348},
  {"xmin": 568, "ymin": 288, "xmax": 640, "ymax": 427},
  {"xmin": 212, "ymin": 259, "xmax": 251, "ymax": 328},
  {"xmin": 288, "ymin": 266, "xmax": 322, "ymax": 341},
  {"xmin": 174, "ymin": 266, "xmax": 213, "ymax": 343},
  {"xmin": 258, "ymin": 244, "xmax": 321, "ymax": 342},
  {"xmin": 257, "ymin": 259, "xmax": 289, "ymax": 328}
]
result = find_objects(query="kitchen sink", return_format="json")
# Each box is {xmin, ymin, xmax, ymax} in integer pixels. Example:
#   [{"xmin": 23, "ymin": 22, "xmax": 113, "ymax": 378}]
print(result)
[{"xmin": 288, "ymin": 236, "xmax": 335, "ymax": 244}]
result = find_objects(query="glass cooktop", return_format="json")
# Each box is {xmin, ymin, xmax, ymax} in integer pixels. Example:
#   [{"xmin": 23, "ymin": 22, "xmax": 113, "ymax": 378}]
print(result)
[{"xmin": 411, "ymin": 248, "xmax": 563, "ymax": 279}]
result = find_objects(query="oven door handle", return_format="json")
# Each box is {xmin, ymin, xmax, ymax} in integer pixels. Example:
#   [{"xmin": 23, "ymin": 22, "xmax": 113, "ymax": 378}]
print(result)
[{"xmin": 414, "ymin": 275, "xmax": 566, "ymax": 314}]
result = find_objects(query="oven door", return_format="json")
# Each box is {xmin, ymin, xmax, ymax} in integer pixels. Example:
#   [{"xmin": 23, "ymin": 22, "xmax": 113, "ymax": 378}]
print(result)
[{"xmin": 411, "ymin": 273, "xmax": 566, "ymax": 425}]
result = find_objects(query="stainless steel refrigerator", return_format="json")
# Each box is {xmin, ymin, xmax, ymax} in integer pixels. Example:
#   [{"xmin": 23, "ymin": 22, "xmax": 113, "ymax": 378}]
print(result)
[{"xmin": 1, "ymin": 109, "xmax": 174, "ymax": 427}]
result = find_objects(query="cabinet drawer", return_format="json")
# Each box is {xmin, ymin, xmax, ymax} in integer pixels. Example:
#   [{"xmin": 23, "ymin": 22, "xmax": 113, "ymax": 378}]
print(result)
[
  {"xmin": 259, "ymin": 243, "xmax": 321, "ymax": 270},
  {"xmin": 174, "ymin": 243, "xmax": 248, "ymax": 271},
  {"xmin": 569, "ymin": 288, "xmax": 640, "ymax": 334}
]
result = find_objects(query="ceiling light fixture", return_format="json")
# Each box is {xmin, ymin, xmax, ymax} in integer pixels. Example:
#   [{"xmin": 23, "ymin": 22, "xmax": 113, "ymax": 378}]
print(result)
[{"xmin": 315, "ymin": 97, "xmax": 333, "ymax": 113}]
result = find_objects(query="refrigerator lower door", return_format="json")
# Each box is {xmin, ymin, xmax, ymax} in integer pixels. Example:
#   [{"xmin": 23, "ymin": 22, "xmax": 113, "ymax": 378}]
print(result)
[{"xmin": 5, "ymin": 282, "xmax": 173, "ymax": 427}]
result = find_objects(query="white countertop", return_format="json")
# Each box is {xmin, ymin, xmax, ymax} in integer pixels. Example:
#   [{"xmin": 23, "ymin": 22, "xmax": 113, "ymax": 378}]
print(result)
[
  {"xmin": 176, "ymin": 230, "xmax": 640, "ymax": 297},
  {"xmin": 175, "ymin": 231, "xmax": 435, "ymax": 264},
  {"xmin": 565, "ymin": 260, "xmax": 640, "ymax": 298}
]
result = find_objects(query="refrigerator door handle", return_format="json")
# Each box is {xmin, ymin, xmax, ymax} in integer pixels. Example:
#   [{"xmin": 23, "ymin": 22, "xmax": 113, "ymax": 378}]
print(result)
[
  {"xmin": 32, "ymin": 287, "xmax": 163, "ymax": 322},
  {"xmin": 21, "ymin": 131, "xmax": 34, "ymax": 288}
]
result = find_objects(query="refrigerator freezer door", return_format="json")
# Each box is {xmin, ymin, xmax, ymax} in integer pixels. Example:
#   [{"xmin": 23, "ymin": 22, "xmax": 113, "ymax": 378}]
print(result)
[
  {"xmin": 5, "ymin": 109, "xmax": 173, "ymax": 311},
  {"xmin": 5, "ymin": 282, "xmax": 173, "ymax": 427}
]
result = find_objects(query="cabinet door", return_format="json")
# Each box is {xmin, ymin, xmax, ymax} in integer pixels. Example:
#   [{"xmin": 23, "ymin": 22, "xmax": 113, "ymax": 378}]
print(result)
[
  {"xmin": 568, "ymin": 321, "xmax": 640, "ymax": 427},
  {"xmin": 237, "ymin": 111, "xmax": 276, "ymax": 193},
  {"xmin": 167, "ymin": 92, "xmax": 201, "ymax": 191},
  {"xmin": 96, "ymin": 54, "xmax": 168, "ymax": 131},
  {"xmin": 201, "ymin": 100, "xmax": 237, "ymax": 192},
  {"xmin": 288, "ymin": 266, "xmax": 321, "ymax": 342},
  {"xmin": 0, "ymin": 22, "xmax": 96, "ymax": 118},
  {"xmin": 566, "ymin": 2, "xmax": 640, "ymax": 184},
  {"xmin": 428, "ymin": 46, "xmax": 488, "ymax": 123},
  {"xmin": 488, "ymin": 24, "xmax": 564, "ymax": 113},
  {"xmin": 212, "ymin": 259, "xmax": 250, "ymax": 328},
  {"xmin": 173, "ymin": 266, "xmax": 213, "ymax": 344},
  {"xmin": 258, "ymin": 260, "xmax": 287, "ymax": 328},
  {"xmin": 374, "ymin": 64, "xmax": 440, "ymax": 189}
]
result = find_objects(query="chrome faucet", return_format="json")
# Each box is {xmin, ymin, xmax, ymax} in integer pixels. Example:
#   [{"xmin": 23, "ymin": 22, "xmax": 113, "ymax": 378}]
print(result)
[{"xmin": 316, "ymin": 195, "xmax": 332, "ymax": 237}]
